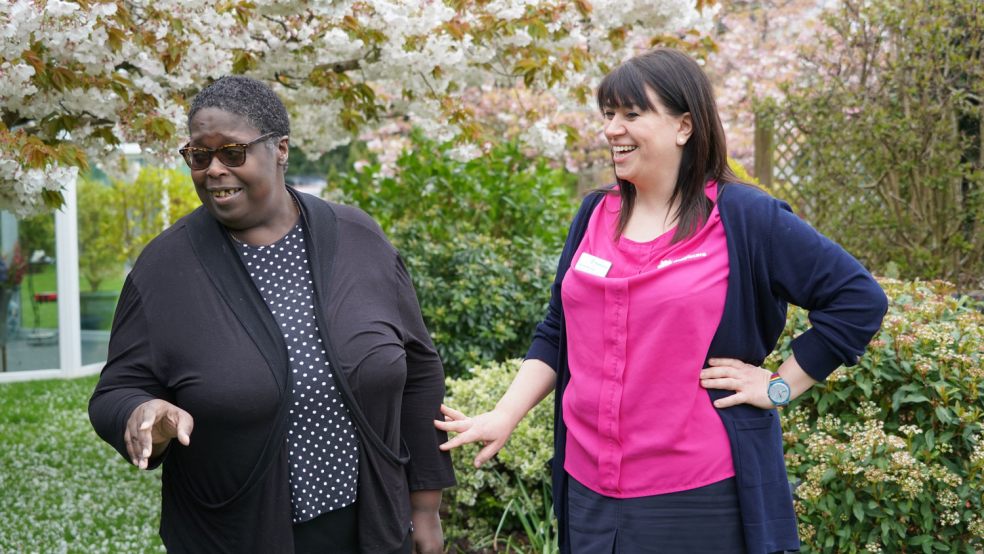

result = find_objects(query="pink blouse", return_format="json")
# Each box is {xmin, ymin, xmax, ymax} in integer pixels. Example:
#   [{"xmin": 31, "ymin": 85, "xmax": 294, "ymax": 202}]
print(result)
[{"xmin": 561, "ymin": 181, "xmax": 734, "ymax": 498}]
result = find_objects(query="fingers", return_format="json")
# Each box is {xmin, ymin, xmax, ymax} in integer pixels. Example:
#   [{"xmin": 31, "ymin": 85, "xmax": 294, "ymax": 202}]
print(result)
[
  {"xmin": 124, "ymin": 428, "xmax": 138, "ymax": 467},
  {"xmin": 708, "ymin": 357, "xmax": 745, "ymax": 368},
  {"xmin": 700, "ymin": 365, "xmax": 743, "ymax": 392},
  {"xmin": 437, "ymin": 408, "xmax": 513, "ymax": 465},
  {"xmin": 434, "ymin": 417, "xmax": 472, "ymax": 433},
  {"xmin": 173, "ymin": 408, "xmax": 194, "ymax": 446},
  {"xmin": 700, "ymin": 377, "xmax": 743, "ymax": 391},
  {"xmin": 699, "ymin": 366, "xmax": 736, "ymax": 379},
  {"xmin": 438, "ymin": 428, "xmax": 478, "ymax": 451},
  {"xmin": 439, "ymin": 404, "xmax": 467, "ymax": 420},
  {"xmin": 473, "ymin": 440, "xmax": 504, "ymax": 468},
  {"xmin": 130, "ymin": 403, "xmax": 157, "ymax": 469},
  {"xmin": 125, "ymin": 400, "xmax": 193, "ymax": 469},
  {"xmin": 435, "ymin": 404, "xmax": 474, "ymax": 449},
  {"xmin": 712, "ymin": 391, "xmax": 747, "ymax": 409},
  {"xmin": 702, "ymin": 358, "xmax": 773, "ymax": 410}
]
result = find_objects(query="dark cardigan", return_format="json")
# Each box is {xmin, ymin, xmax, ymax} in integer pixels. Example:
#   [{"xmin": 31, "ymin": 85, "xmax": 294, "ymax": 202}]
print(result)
[
  {"xmin": 526, "ymin": 183, "xmax": 887, "ymax": 554},
  {"xmin": 89, "ymin": 190, "xmax": 455, "ymax": 553}
]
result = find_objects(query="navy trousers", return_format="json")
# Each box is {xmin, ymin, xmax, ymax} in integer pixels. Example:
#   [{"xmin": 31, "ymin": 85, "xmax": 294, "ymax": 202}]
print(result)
[{"xmin": 567, "ymin": 476, "xmax": 747, "ymax": 553}]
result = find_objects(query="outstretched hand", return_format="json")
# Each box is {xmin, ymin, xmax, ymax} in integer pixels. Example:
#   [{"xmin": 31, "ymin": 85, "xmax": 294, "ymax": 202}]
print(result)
[
  {"xmin": 125, "ymin": 399, "xmax": 194, "ymax": 469},
  {"xmin": 434, "ymin": 404, "xmax": 517, "ymax": 468}
]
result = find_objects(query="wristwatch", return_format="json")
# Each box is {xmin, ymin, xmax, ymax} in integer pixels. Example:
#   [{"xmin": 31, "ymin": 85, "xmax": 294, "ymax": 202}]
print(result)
[{"xmin": 767, "ymin": 372, "xmax": 791, "ymax": 407}]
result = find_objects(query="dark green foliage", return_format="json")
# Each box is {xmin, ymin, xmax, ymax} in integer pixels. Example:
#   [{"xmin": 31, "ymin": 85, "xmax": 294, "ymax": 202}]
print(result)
[
  {"xmin": 772, "ymin": 279, "xmax": 983, "ymax": 552},
  {"xmin": 332, "ymin": 132, "xmax": 578, "ymax": 377},
  {"xmin": 768, "ymin": 0, "xmax": 983, "ymax": 289}
]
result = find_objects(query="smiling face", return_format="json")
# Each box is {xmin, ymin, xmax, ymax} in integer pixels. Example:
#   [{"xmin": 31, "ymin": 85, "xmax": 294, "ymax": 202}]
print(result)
[
  {"xmin": 187, "ymin": 107, "xmax": 294, "ymax": 242},
  {"xmin": 603, "ymin": 87, "xmax": 692, "ymax": 191}
]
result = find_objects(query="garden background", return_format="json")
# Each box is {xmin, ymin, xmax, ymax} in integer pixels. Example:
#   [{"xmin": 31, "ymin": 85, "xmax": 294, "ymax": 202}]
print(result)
[{"xmin": 1, "ymin": 0, "xmax": 982, "ymax": 552}]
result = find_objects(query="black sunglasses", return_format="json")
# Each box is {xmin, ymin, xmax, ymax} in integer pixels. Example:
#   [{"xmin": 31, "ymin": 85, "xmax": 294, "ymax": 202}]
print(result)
[{"xmin": 178, "ymin": 132, "xmax": 278, "ymax": 170}]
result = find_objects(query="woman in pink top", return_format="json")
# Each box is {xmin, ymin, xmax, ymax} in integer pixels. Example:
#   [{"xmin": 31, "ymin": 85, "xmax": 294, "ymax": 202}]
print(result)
[{"xmin": 436, "ymin": 48, "xmax": 886, "ymax": 554}]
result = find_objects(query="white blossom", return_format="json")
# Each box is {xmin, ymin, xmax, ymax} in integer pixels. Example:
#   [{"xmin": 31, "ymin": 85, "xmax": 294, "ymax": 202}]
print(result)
[
  {"xmin": 0, "ymin": 0, "xmax": 707, "ymax": 216},
  {"xmin": 521, "ymin": 119, "xmax": 568, "ymax": 159},
  {"xmin": 447, "ymin": 143, "xmax": 482, "ymax": 163}
]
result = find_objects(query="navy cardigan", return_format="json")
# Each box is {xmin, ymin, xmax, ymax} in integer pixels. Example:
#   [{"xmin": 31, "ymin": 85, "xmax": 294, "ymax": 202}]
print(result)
[{"xmin": 526, "ymin": 183, "xmax": 887, "ymax": 554}]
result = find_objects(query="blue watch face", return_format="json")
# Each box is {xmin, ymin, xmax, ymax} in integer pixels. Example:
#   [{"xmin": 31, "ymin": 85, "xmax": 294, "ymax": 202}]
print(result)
[{"xmin": 768, "ymin": 381, "xmax": 791, "ymax": 405}]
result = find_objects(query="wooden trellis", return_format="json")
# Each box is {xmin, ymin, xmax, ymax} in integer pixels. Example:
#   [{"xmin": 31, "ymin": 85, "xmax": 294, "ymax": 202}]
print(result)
[{"xmin": 753, "ymin": 106, "xmax": 815, "ymax": 218}]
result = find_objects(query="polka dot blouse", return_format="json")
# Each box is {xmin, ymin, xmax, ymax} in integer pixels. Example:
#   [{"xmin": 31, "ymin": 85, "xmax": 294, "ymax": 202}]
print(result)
[{"xmin": 236, "ymin": 221, "xmax": 359, "ymax": 523}]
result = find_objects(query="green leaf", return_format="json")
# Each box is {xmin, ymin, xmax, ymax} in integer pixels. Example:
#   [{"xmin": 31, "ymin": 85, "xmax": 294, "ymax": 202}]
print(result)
[
  {"xmin": 900, "ymin": 393, "xmax": 930, "ymax": 405},
  {"xmin": 41, "ymin": 189, "xmax": 65, "ymax": 210},
  {"xmin": 852, "ymin": 501, "xmax": 865, "ymax": 522}
]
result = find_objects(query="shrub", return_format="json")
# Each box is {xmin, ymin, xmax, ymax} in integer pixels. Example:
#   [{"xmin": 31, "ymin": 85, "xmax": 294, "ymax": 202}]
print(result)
[
  {"xmin": 332, "ymin": 132, "xmax": 579, "ymax": 377},
  {"xmin": 772, "ymin": 279, "xmax": 983, "ymax": 552},
  {"xmin": 443, "ymin": 359, "xmax": 555, "ymax": 551}
]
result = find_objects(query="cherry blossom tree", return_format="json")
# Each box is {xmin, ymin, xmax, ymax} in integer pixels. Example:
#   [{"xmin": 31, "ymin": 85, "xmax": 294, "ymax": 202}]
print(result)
[
  {"xmin": 1, "ymin": 0, "xmax": 714, "ymax": 216},
  {"xmin": 704, "ymin": 0, "xmax": 831, "ymax": 167}
]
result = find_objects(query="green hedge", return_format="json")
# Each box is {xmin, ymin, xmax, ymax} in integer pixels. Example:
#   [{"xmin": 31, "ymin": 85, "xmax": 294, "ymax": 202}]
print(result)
[
  {"xmin": 332, "ymin": 132, "xmax": 578, "ymax": 377},
  {"xmin": 445, "ymin": 279, "xmax": 984, "ymax": 552}
]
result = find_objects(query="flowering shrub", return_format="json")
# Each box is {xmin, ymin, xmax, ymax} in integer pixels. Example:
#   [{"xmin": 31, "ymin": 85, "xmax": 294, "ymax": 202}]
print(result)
[
  {"xmin": 332, "ymin": 133, "xmax": 579, "ymax": 377},
  {"xmin": 443, "ymin": 359, "xmax": 555, "ymax": 550},
  {"xmin": 771, "ymin": 279, "xmax": 984, "ymax": 552}
]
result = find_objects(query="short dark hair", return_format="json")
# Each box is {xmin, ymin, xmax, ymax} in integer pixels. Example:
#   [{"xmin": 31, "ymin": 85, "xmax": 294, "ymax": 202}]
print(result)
[
  {"xmin": 188, "ymin": 75, "xmax": 290, "ymax": 138},
  {"xmin": 597, "ymin": 48, "xmax": 738, "ymax": 243}
]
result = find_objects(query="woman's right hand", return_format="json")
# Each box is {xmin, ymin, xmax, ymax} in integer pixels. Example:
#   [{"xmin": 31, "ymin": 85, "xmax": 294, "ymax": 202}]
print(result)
[
  {"xmin": 435, "ymin": 404, "xmax": 518, "ymax": 468},
  {"xmin": 125, "ymin": 399, "xmax": 194, "ymax": 470}
]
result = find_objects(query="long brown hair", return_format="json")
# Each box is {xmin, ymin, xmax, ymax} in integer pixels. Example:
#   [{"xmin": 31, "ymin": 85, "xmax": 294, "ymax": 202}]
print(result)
[{"xmin": 597, "ymin": 48, "xmax": 740, "ymax": 243}]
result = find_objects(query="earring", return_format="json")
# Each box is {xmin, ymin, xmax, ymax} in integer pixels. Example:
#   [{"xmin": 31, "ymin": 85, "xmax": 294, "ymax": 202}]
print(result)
[{"xmin": 677, "ymin": 137, "xmax": 686, "ymax": 145}]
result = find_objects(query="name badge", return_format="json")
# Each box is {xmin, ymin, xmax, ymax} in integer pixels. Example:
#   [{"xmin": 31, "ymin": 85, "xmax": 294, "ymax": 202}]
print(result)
[{"xmin": 574, "ymin": 252, "xmax": 612, "ymax": 277}]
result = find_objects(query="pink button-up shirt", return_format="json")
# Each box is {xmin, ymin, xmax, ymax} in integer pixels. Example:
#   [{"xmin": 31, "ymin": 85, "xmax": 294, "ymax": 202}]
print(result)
[{"xmin": 561, "ymin": 182, "xmax": 734, "ymax": 498}]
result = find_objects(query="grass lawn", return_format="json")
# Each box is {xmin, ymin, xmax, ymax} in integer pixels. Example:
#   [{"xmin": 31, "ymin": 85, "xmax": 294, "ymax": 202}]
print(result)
[
  {"xmin": 0, "ymin": 376, "xmax": 164, "ymax": 553},
  {"xmin": 18, "ymin": 265, "xmax": 125, "ymax": 331}
]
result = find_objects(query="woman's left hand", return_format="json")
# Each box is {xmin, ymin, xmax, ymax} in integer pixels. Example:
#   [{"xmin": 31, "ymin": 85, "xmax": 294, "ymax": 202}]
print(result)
[
  {"xmin": 410, "ymin": 509, "xmax": 443, "ymax": 554},
  {"xmin": 699, "ymin": 358, "xmax": 774, "ymax": 410},
  {"xmin": 408, "ymin": 489, "xmax": 443, "ymax": 554}
]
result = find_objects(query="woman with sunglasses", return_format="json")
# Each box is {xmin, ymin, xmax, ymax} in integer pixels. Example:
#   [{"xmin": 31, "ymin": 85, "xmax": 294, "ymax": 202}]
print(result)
[
  {"xmin": 89, "ymin": 75, "xmax": 454, "ymax": 554},
  {"xmin": 436, "ymin": 48, "xmax": 887, "ymax": 553}
]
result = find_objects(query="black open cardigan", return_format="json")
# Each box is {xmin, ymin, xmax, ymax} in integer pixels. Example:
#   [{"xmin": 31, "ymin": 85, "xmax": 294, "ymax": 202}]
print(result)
[
  {"xmin": 527, "ymin": 183, "xmax": 887, "ymax": 554},
  {"xmin": 89, "ymin": 190, "xmax": 455, "ymax": 553}
]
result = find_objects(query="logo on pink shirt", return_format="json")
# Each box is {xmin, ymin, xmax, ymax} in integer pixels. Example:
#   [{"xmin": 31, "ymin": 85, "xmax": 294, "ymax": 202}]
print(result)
[{"xmin": 656, "ymin": 251, "xmax": 707, "ymax": 270}]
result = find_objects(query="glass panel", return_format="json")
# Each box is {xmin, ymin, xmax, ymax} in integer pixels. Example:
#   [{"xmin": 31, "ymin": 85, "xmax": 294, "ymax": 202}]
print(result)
[
  {"xmin": 1, "ymin": 211, "xmax": 60, "ymax": 371},
  {"xmin": 78, "ymin": 177, "xmax": 124, "ymax": 365}
]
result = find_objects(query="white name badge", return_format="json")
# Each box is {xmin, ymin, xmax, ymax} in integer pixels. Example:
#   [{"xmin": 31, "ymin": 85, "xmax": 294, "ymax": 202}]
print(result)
[{"xmin": 574, "ymin": 252, "xmax": 612, "ymax": 277}]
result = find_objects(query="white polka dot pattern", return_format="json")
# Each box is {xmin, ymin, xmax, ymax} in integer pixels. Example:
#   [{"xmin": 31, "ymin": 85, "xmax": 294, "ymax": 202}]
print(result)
[{"xmin": 236, "ymin": 223, "xmax": 359, "ymax": 523}]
